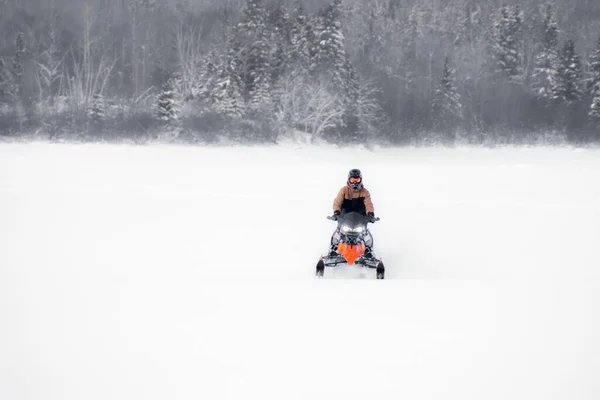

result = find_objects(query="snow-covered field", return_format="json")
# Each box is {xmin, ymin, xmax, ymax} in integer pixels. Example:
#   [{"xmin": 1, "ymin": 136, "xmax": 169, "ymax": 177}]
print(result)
[{"xmin": 1, "ymin": 143, "xmax": 599, "ymax": 400}]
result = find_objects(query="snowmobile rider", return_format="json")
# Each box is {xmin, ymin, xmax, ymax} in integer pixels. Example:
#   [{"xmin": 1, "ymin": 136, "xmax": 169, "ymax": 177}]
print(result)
[
  {"xmin": 332, "ymin": 169, "xmax": 375, "ymax": 218},
  {"xmin": 329, "ymin": 169, "xmax": 376, "ymax": 257}
]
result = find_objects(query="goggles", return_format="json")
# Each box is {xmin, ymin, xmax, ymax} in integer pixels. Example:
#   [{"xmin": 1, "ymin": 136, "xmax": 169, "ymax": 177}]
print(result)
[{"xmin": 348, "ymin": 177, "xmax": 362, "ymax": 184}]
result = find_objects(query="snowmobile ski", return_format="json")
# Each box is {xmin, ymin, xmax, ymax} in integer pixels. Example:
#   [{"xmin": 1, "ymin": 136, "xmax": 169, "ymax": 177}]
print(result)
[{"xmin": 316, "ymin": 259, "xmax": 325, "ymax": 277}]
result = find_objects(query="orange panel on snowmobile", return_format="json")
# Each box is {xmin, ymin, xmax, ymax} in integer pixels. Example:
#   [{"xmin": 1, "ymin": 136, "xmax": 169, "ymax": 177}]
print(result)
[{"xmin": 337, "ymin": 243, "xmax": 365, "ymax": 265}]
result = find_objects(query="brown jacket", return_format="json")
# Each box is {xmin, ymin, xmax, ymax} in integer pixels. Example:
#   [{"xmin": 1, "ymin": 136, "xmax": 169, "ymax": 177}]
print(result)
[{"xmin": 333, "ymin": 185, "xmax": 374, "ymax": 214}]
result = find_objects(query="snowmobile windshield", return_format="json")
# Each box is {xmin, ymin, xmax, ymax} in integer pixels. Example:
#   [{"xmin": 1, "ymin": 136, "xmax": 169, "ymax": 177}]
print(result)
[{"xmin": 337, "ymin": 212, "xmax": 369, "ymax": 235}]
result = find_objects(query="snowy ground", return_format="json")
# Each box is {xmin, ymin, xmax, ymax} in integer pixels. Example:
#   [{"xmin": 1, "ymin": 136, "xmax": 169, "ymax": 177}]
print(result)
[{"xmin": 1, "ymin": 143, "xmax": 599, "ymax": 400}]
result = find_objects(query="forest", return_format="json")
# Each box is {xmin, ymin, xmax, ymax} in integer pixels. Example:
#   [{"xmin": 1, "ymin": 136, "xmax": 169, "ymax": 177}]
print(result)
[{"xmin": 1, "ymin": 0, "xmax": 600, "ymax": 145}]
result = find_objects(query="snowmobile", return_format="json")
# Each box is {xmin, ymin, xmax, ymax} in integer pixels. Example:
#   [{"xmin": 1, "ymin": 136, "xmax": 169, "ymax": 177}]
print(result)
[{"xmin": 316, "ymin": 211, "xmax": 385, "ymax": 279}]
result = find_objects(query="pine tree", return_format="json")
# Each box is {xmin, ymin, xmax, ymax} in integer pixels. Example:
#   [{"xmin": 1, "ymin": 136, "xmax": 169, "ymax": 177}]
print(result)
[
  {"xmin": 431, "ymin": 57, "xmax": 463, "ymax": 129},
  {"xmin": 508, "ymin": 5, "xmax": 524, "ymax": 79},
  {"xmin": 590, "ymin": 36, "xmax": 600, "ymax": 121},
  {"xmin": 193, "ymin": 55, "xmax": 218, "ymax": 107},
  {"xmin": 247, "ymin": 26, "xmax": 271, "ymax": 112},
  {"xmin": 211, "ymin": 49, "xmax": 244, "ymax": 118},
  {"xmin": 213, "ymin": 74, "xmax": 244, "ymax": 118},
  {"xmin": 591, "ymin": 82, "xmax": 600, "ymax": 120},
  {"xmin": 493, "ymin": 5, "xmax": 523, "ymax": 81},
  {"xmin": 289, "ymin": 0, "xmax": 310, "ymax": 70},
  {"xmin": 494, "ymin": 5, "xmax": 510, "ymax": 73},
  {"xmin": 403, "ymin": 6, "xmax": 419, "ymax": 68},
  {"xmin": 12, "ymin": 32, "xmax": 24, "ymax": 82},
  {"xmin": 11, "ymin": 32, "xmax": 25, "ymax": 99},
  {"xmin": 531, "ymin": 5, "xmax": 560, "ymax": 100},
  {"xmin": 38, "ymin": 28, "xmax": 62, "ymax": 105},
  {"xmin": 587, "ymin": 35, "xmax": 600, "ymax": 95},
  {"xmin": 309, "ymin": 1, "xmax": 353, "ymax": 94},
  {"xmin": 268, "ymin": 0, "xmax": 289, "ymax": 88},
  {"xmin": 308, "ymin": 0, "xmax": 362, "ymax": 137},
  {"xmin": 158, "ymin": 79, "xmax": 177, "ymax": 122},
  {"xmin": 239, "ymin": 0, "xmax": 263, "ymax": 33},
  {"xmin": 311, "ymin": 0, "xmax": 346, "ymax": 83},
  {"xmin": 0, "ymin": 58, "xmax": 10, "ymax": 102},
  {"xmin": 267, "ymin": 1, "xmax": 291, "ymax": 115},
  {"xmin": 557, "ymin": 39, "xmax": 582, "ymax": 104},
  {"xmin": 234, "ymin": 0, "xmax": 271, "ymax": 111}
]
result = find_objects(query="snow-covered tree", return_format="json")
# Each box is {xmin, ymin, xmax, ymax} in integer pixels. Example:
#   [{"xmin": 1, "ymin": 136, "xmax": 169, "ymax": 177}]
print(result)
[
  {"xmin": 354, "ymin": 77, "xmax": 385, "ymax": 135},
  {"xmin": 431, "ymin": 57, "xmax": 463, "ymax": 129},
  {"xmin": 10, "ymin": 32, "xmax": 25, "ymax": 99},
  {"xmin": 0, "ymin": 59, "xmax": 10, "ymax": 103},
  {"xmin": 268, "ymin": 0, "xmax": 290, "ymax": 75},
  {"xmin": 531, "ymin": 5, "xmax": 560, "ymax": 100},
  {"xmin": 272, "ymin": 70, "xmax": 344, "ymax": 141},
  {"xmin": 587, "ymin": 35, "xmax": 600, "ymax": 95},
  {"xmin": 158, "ymin": 79, "xmax": 178, "ymax": 122},
  {"xmin": 493, "ymin": 4, "xmax": 523, "ymax": 81},
  {"xmin": 12, "ymin": 32, "xmax": 24, "ymax": 83},
  {"xmin": 213, "ymin": 76, "xmax": 244, "ymax": 118},
  {"xmin": 215, "ymin": 84, "xmax": 244, "ymax": 118},
  {"xmin": 307, "ymin": 0, "xmax": 361, "ymax": 137},
  {"xmin": 191, "ymin": 54, "xmax": 218, "ymax": 108},
  {"xmin": 238, "ymin": 0, "xmax": 263, "ymax": 33},
  {"xmin": 247, "ymin": 26, "xmax": 271, "ymax": 112},
  {"xmin": 37, "ymin": 29, "xmax": 62, "ymax": 105},
  {"xmin": 590, "ymin": 36, "xmax": 600, "ymax": 121},
  {"xmin": 310, "ymin": 0, "xmax": 346, "ymax": 83},
  {"xmin": 557, "ymin": 39, "xmax": 582, "ymax": 104},
  {"xmin": 211, "ymin": 50, "xmax": 245, "ymax": 118},
  {"xmin": 267, "ymin": 0, "xmax": 289, "ymax": 111},
  {"xmin": 173, "ymin": 21, "xmax": 207, "ymax": 101},
  {"xmin": 493, "ymin": 5, "xmax": 511, "ymax": 73},
  {"xmin": 591, "ymin": 82, "xmax": 600, "ymax": 120},
  {"xmin": 232, "ymin": 0, "xmax": 272, "ymax": 111},
  {"xmin": 289, "ymin": 0, "xmax": 310, "ymax": 70},
  {"xmin": 508, "ymin": 5, "xmax": 524, "ymax": 77}
]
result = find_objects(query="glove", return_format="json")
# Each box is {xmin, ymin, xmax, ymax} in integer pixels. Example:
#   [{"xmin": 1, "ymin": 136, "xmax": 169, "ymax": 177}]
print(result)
[{"xmin": 367, "ymin": 212, "xmax": 376, "ymax": 222}]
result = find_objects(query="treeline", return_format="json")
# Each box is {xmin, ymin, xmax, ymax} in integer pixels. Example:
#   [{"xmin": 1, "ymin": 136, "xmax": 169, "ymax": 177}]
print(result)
[{"xmin": 1, "ymin": 0, "xmax": 600, "ymax": 145}]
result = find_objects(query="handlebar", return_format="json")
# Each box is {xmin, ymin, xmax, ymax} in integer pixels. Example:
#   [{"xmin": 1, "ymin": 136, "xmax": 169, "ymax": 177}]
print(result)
[{"xmin": 327, "ymin": 214, "xmax": 380, "ymax": 223}]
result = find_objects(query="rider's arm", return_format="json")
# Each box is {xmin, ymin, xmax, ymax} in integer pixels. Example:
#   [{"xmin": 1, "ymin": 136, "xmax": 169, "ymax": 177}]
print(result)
[
  {"xmin": 363, "ymin": 188, "xmax": 375, "ymax": 215},
  {"xmin": 332, "ymin": 187, "xmax": 346, "ymax": 213}
]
